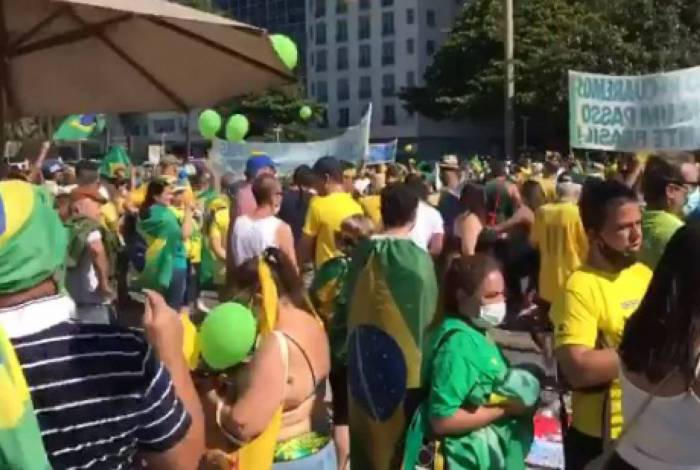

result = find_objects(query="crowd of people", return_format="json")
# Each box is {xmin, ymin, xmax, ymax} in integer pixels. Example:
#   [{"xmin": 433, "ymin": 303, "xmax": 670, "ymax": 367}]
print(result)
[{"xmin": 2, "ymin": 145, "xmax": 700, "ymax": 470}]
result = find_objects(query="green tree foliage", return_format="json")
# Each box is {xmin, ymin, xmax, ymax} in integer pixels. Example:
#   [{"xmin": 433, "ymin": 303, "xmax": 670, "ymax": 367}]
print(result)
[
  {"xmin": 401, "ymin": 0, "xmax": 700, "ymax": 140},
  {"xmin": 179, "ymin": 1, "xmax": 322, "ymax": 142},
  {"xmin": 218, "ymin": 87, "xmax": 324, "ymax": 142}
]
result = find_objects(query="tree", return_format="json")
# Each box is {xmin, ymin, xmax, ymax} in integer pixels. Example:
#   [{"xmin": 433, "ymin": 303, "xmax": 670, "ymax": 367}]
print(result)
[
  {"xmin": 401, "ymin": 0, "xmax": 700, "ymax": 145},
  {"xmin": 182, "ymin": 1, "xmax": 321, "ymax": 143},
  {"xmin": 217, "ymin": 87, "xmax": 325, "ymax": 142}
]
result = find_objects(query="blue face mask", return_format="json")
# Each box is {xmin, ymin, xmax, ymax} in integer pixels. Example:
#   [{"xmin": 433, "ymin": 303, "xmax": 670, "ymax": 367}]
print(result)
[{"xmin": 683, "ymin": 188, "xmax": 700, "ymax": 218}]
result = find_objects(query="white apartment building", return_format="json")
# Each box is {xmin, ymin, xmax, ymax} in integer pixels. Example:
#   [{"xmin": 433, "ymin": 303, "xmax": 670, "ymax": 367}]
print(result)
[{"xmin": 305, "ymin": 0, "xmax": 492, "ymax": 152}]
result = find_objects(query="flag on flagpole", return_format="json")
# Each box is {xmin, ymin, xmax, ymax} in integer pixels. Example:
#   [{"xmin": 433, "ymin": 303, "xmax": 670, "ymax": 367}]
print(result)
[{"xmin": 53, "ymin": 114, "xmax": 105, "ymax": 141}]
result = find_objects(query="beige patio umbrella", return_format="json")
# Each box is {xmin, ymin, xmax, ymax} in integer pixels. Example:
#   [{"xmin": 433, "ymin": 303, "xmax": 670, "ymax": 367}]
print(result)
[{"xmin": 0, "ymin": 0, "xmax": 295, "ymax": 142}]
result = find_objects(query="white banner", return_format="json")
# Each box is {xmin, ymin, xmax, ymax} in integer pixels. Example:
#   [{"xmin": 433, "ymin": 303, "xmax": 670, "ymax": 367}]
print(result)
[
  {"xmin": 210, "ymin": 105, "xmax": 372, "ymax": 175},
  {"xmin": 569, "ymin": 67, "xmax": 700, "ymax": 151}
]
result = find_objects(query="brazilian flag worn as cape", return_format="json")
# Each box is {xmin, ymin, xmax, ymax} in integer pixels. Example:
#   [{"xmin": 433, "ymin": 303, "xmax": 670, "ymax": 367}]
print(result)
[
  {"xmin": 136, "ymin": 204, "xmax": 182, "ymax": 293},
  {"xmin": 344, "ymin": 237, "xmax": 438, "ymax": 470},
  {"xmin": 0, "ymin": 327, "xmax": 50, "ymax": 469},
  {"xmin": 309, "ymin": 256, "xmax": 351, "ymax": 365}
]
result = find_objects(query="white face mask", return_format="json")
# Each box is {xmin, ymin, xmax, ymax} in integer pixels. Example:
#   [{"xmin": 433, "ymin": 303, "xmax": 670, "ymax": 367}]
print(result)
[{"xmin": 472, "ymin": 302, "xmax": 506, "ymax": 330}]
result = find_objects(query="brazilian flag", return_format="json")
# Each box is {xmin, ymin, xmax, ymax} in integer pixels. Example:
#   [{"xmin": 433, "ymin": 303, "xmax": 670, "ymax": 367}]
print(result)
[
  {"xmin": 344, "ymin": 238, "xmax": 438, "ymax": 469},
  {"xmin": 136, "ymin": 204, "xmax": 181, "ymax": 293},
  {"xmin": 0, "ymin": 327, "xmax": 50, "ymax": 469},
  {"xmin": 310, "ymin": 256, "xmax": 350, "ymax": 322},
  {"xmin": 99, "ymin": 145, "xmax": 131, "ymax": 179},
  {"xmin": 53, "ymin": 114, "xmax": 105, "ymax": 141}
]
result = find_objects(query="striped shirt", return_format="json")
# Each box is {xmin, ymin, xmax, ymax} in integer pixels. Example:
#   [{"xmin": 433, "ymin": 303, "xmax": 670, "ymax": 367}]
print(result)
[{"xmin": 1, "ymin": 295, "xmax": 191, "ymax": 469}]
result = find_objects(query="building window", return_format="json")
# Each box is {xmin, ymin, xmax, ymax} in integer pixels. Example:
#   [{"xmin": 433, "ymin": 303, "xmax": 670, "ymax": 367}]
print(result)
[
  {"xmin": 316, "ymin": 22, "xmax": 327, "ymax": 45},
  {"xmin": 359, "ymin": 0, "xmax": 370, "ymax": 11},
  {"xmin": 359, "ymin": 76, "xmax": 372, "ymax": 99},
  {"xmin": 315, "ymin": 0, "xmax": 326, "ymax": 18},
  {"xmin": 382, "ymin": 74, "xmax": 395, "ymax": 97},
  {"xmin": 426, "ymin": 40, "xmax": 436, "ymax": 55},
  {"xmin": 153, "ymin": 119, "xmax": 176, "ymax": 134},
  {"xmin": 310, "ymin": 82, "xmax": 316, "ymax": 96},
  {"xmin": 382, "ymin": 11, "xmax": 395, "ymax": 36},
  {"xmin": 338, "ymin": 108, "xmax": 350, "ymax": 127},
  {"xmin": 337, "ymin": 47, "xmax": 348, "ymax": 70},
  {"xmin": 406, "ymin": 8, "xmax": 415, "ymax": 24},
  {"xmin": 336, "ymin": 19, "xmax": 348, "ymax": 43},
  {"xmin": 310, "ymin": 52, "xmax": 315, "ymax": 66},
  {"xmin": 336, "ymin": 0, "xmax": 347, "ymax": 14},
  {"xmin": 427, "ymin": 9, "xmax": 436, "ymax": 27},
  {"xmin": 317, "ymin": 81, "xmax": 328, "ymax": 103},
  {"xmin": 316, "ymin": 49, "xmax": 327, "ymax": 72},
  {"xmin": 308, "ymin": 25, "xmax": 314, "ymax": 41},
  {"xmin": 406, "ymin": 38, "xmax": 414, "ymax": 54},
  {"xmin": 358, "ymin": 15, "xmax": 371, "ymax": 40},
  {"xmin": 383, "ymin": 105, "xmax": 396, "ymax": 126},
  {"xmin": 359, "ymin": 44, "xmax": 371, "ymax": 68},
  {"xmin": 382, "ymin": 41, "xmax": 395, "ymax": 66},
  {"xmin": 319, "ymin": 110, "xmax": 329, "ymax": 128},
  {"xmin": 382, "ymin": 0, "xmax": 393, "ymax": 6},
  {"xmin": 406, "ymin": 71, "xmax": 416, "ymax": 87},
  {"xmin": 337, "ymin": 78, "xmax": 350, "ymax": 101}
]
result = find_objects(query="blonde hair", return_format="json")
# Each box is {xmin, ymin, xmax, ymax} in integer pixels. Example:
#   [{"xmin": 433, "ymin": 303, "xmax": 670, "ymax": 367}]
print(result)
[{"xmin": 336, "ymin": 215, "xmax": 375, "ymax": 255}]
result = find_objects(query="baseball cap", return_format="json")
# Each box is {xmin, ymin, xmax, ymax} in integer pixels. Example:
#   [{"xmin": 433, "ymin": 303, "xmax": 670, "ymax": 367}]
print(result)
[
  {"xmin": 70, "ymin": 186, "xmax": 107, "ymax": 204},
  {"xmin": 245, "ymin": 154, "xmax": 275, "ymax": 177},
  {"xmin": 41, "ymin": 159, "xmax": 64, "ymax": 179}
]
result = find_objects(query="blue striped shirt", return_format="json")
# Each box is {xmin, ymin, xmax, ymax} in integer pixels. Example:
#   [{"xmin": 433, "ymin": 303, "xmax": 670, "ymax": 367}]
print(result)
[{"xmin": 2, "ymin": 295, "xmax": 191, "ymax": 469}]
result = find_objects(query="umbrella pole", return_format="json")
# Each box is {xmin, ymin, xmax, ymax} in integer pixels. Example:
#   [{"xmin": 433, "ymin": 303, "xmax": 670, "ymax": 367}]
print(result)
[
  {"xmin": 0, "ymin": 82, "xmax": 5, "ymax": 166},
  {"xmin": 185, "ymin": 110, "xmax": 191, "ymax": 160},
  {"xmin": 0, "ymin": 0, "xmax": 7, "ymax": 166}
]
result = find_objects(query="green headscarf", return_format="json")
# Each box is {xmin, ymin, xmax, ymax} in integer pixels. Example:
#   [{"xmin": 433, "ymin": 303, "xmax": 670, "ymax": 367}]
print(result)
[{"xmin": 0, "ymin": 181, "xmax": 68, "ymax": 293}]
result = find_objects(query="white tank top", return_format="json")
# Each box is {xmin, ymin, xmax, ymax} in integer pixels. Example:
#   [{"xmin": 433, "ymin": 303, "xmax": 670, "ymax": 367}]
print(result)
[
  {"xmin": 232, "ymin": 215, "xmax": 282, "ymax": 266},
  {"xmin": 617, "ymin": 368, "xmax": 700, "ymax": 469}
]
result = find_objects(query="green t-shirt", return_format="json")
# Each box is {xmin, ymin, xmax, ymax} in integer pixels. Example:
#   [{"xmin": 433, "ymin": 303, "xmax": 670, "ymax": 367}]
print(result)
[
  {"xmin": 404, "ymin": 316, "xmax": 533, "ymax": 470},
  {"xmin": 640, "ymin": 210, "xmax": 684, "ymax": 270}
]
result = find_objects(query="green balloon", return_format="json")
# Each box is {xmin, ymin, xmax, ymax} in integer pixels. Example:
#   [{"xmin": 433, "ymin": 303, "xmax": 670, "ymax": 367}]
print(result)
[
  {"xmin": 199, "ymin": 302, "xmax": 257, "ymax": 370},
  {"xmin": 299, "ymin": 106, "xmax": 313, "ymax": 120},
  {"xmin": 198, "ymin": 109, "xmax": 222, "ymax": 140},
  {"xmin": 270, "ymin": 34, "xmax": 298, "ymax": 70},
  {"xmin": 225, "ymin": 114, "xmax": 250, "ymax": 142}
]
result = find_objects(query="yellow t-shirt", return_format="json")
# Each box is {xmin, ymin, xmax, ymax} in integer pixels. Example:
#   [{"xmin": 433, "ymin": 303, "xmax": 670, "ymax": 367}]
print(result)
[
  {"xmin": 170, "ymin": 207, "xmax": 201, "ymax": 263},
  {"xmin": 359, "ymin": 194, "xmax": 382, "ymax": 227},
  {"xmin": 100, "ymin": 202, "xmax": 120, "ymax": 235},
  {"xmin": 208, "ymin": 207, "xmax": 230, "ymax": 286},
  {"xmin": 303, "ymin": 192, "xmax": 363, "ymax": 267},
  {"xmin": 530, "ymin": 202, "xmax": 588, "ymax": 303},
  {"xmin": 127, "ymin": 184, "xmax": 148, "ymax": 208},
  {"xmin": 551, "ymin": 263, "xmax": 652, "ymax": 439},
  {"xmin": 532, "ymin": 176, "xmax": 557, "ymax": 203}
]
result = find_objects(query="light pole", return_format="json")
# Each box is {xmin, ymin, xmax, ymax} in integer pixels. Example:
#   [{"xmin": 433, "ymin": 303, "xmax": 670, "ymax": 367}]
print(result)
[
  {"xmin": 521, "ymin": 115, "xmax": 530, "ymax": 149},
  {"xmin": 272, "ymin": 125, "xmax": 283, "ymax": 143},
  {"xmin": 504, "ymin": 0, "xmax": 515, "ymax": 160}
]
